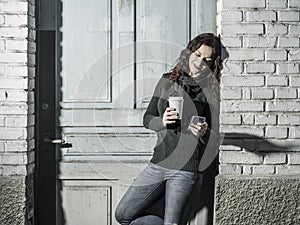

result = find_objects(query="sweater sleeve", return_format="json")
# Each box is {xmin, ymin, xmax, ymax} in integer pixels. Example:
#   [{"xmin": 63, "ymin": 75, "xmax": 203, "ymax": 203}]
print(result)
[
  {"xmin": 200, "ymin": 101, "xmax": 220, "ymax": 146},
  {"xmin": 143, "ymin": 76, "xmax": 167, "ymax": 132}
]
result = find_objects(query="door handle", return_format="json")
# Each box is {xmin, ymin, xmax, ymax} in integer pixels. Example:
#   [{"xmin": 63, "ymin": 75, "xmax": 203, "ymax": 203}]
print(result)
[
  {"xmin": 50, "ymin": 139, "xmax": 65, "ymax": 144},
  {"xmin": 43, "ymin": 137, "xmax": 73, "ymax": 148}
]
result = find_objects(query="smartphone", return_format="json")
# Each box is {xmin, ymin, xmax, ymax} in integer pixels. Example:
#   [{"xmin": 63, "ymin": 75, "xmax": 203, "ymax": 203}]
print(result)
[{"xmin": 189, "ymin": 115, "xmax": 206, "ymax": 127}]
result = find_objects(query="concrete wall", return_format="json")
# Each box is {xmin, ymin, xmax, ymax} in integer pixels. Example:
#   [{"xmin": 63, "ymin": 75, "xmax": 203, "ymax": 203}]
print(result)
[
  {"xmin": 0, "ymin": 0, "xmax": 36, "ymax": 224},
  {"xmin": 216, "ymin": 0, "xmax": 300, "ymax": 224}
]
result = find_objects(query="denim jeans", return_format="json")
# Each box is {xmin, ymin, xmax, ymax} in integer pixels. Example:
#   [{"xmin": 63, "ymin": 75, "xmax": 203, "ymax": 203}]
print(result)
[{"xmin": 115, "ymin": 162, "xmax": 203, "ymax": 225}]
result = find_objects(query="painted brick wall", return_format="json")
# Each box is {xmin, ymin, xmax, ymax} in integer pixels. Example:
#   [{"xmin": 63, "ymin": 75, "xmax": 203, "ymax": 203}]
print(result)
[
  {"xmin": 217, "ymin": 0, "xmax": 300, "ymax": 176},
  {"xmin": 0, "ymin": 0, "xmax": 36, "ymax": 223}
]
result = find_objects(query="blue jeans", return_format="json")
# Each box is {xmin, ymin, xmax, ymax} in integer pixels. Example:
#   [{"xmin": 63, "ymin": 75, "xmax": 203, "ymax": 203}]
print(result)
[{"xmin": 115, "ymin": 162, "xmax": 203, "ymax": 225}]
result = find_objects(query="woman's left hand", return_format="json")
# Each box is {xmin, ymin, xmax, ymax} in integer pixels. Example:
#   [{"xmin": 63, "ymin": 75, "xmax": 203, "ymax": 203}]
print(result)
[{"xmin": 189, "ymin": 122, "xmax": 208, "ymax": 137}]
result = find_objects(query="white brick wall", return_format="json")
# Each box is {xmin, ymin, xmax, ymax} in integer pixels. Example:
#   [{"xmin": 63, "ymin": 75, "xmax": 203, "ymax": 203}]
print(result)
[
  {"xmin": 0, "ymin": 0, "xmax": 36, "ymax": 177},
  {"xmin": 218, "ymin": 0, "xmax": 300, "ymax": 175}
]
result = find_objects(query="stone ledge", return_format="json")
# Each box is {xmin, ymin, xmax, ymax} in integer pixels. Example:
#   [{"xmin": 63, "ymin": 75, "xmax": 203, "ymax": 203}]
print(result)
[
  {"xmin": 0, "ymin": 176, "xmax": 26, "ymax": 225},
  {"xmin": 214, "ymin": 175, "xmax": 300, "ymax": 225}
]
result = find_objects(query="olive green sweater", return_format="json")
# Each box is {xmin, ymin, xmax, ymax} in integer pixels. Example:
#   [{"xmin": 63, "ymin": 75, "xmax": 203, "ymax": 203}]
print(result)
[{"xmin": 143, "ymin": 73, "xmax": 218, "ymax": 172}]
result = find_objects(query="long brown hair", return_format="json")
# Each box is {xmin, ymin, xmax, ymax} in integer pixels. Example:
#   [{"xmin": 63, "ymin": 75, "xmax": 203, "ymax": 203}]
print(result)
[
  {"xmin": 169, "ymin": 33, "xmax": 223, "ymax": 83},
  {"xmin": 167, "ymin": 33, "xmax": 224, "ymax": 106}
]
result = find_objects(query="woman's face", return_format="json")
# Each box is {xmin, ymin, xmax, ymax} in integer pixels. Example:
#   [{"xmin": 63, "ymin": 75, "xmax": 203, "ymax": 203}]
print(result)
[{"xmin": 188, "ymin": 44, "xmax": 213, "ymax": 77}]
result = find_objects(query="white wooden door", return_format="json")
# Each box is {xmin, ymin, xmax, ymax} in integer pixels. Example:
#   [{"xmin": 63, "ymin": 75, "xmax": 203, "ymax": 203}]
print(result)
[{"xmin": 56, "ymin": 0, "xmax": 215, "ymax": 224}]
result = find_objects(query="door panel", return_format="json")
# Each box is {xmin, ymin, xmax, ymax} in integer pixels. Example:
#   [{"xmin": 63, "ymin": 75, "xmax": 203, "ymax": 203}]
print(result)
[
  {"xmin": 136, "ymin": 0, "xmax": 190, "ymax": 108},
  {"xmin": 61, "ymin": 0, "xmax": 111, "ymax": 104}
]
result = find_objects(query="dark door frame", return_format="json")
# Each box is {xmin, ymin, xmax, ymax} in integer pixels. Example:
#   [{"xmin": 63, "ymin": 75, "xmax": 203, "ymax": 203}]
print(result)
[{"xmin": 34, "ymin": 0, "xmax": 57, "ymax": 224}]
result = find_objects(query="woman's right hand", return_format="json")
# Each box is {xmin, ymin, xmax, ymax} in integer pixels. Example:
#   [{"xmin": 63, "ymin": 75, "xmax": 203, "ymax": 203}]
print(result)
[{"xmin": 163, "ymin": 107, "xmax": 178, "ymax": 127}]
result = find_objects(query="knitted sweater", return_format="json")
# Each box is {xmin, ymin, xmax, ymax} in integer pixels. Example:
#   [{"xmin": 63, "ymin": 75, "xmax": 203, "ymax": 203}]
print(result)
[{"xmin": 143, "ymin": 73, "xmax": 219, "ymax": 172}]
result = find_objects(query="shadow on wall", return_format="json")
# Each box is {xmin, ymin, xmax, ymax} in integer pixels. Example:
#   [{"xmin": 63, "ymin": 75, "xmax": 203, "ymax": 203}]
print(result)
[{"xmin": 142, "ymin": 132, "xmax": 295, "ymax": 225}]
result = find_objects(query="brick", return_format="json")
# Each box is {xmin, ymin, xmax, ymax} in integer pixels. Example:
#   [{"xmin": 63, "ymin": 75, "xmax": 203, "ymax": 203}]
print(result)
[
  {"xmin": 3, "ymin": 90, "xmax": 28, "ymax": 102},
  {"xmin": 289, "ymin": 126, "xmax": 300, "ymax": 138},
  {"xmin": 0, "ymin": 128, "xmax": 25, "ymax": 140},
  {"xmin": 28, "ymin": 29, "xmax": 36, "ymax": 41},
  {"xmin": 220, "ymin": 113, "xmax": 241, "ymax": 124},
  {"xmin": 2, "ymin": 165, "xmax": 26, "ymax": 176},
  {"xmin": 241, "ymin": 114, "xmax": 254, "ymax": 125},
  {"xmin": 219, "ymin": 164, "xmax": 242, "ymax": 175},
  {"xmin": 0, "ymin": 153, "xmax": 26, "ymax": 165},
  {"xmin": 221, "ymin": 11, "xmax": 243, "ymax": 22},
  {"xmin": 5, "ymin": 116, "xmax": 27, "ymax": 127},
  {"xmin": 267, "ymin": 0, "xmax": 288, "ymax": 8},
  {"xmin": 264, "ymin": 153, "xmax": 286, "ymax": 164},
  {"xmin": 28, "ymin": 67, "xmax": 35, "ymax": 78},
  {"xmin": 251, "ymin": 88, "xmax": 274, "ymax": 99},
  {"xmin": 244, "ymin": 36, "xmax": 277, "ymax": 48},
  {"xmin": 288, "ymin": 153, "xmax": 300, "ymax": 164},
  {"xmin": 28, "ymin": 3, "xmax": 35, "ymax": 17},
  {"xmin": 6, "ymin": 141, "xmax": 27, "ymax": 152},
  {"xmin": 278, "ymin": 114, "xmax": 299, "ymax": 125},
  {"xmin": 0, "ymin": 2, "xmax": 28, "ymax": 12},
  {"xmin": 276, "ymin": 165, "xmax": 300, "ymax": 174},
  {"xmin": 26, "ymin": 126, "xmax": 34, "ymax": 140},
  {"xmin": 6, "ymin": 40, "xmax": 28, "ymax": 51},
  {"xmin": 220, "ymin": 125, "xmax": 264, "ymax": 137},
  {"xmin": 246, "ymin": 11, "xmax": 276, "ymax": 22},
  {"xmin": 221, "ymin": 37, "xmax": 242, "ymax": 47},
  {"xmin": 289, "ymin": 0, "xmax": 300, "ymax": 8},
  {"xmin": 278, "ymin": 37, "xmax": 299, "ymax": 47},
  {"xmin": 28, "ymin": 41, "xmax": 36, "ymax": 53},
  {"xmin": 28, "ymin": 150, "xmax": 34, "ymax": 164},
  {"xmin": 0, "ymin": 15, "xmax": 4, "ymax": 25},
  {"xmin": 29, "ymin": 18, "xmax": 35, "ymax": 31},
  {"xmin": 288, "ymin": 50, "xmax": 300, "ymax": 61},
  {"xmin": 220, "ymin": 151, "xmax": 263, "ymax": 164},
  {"xmin": 0, "ymin": 103, "xmax": 28, "ymax": 115},
  {"xmin": 265, "ymin": 126, "xmax": 288, "ymax": 138},
  {"xmin": 228, "ymin": 49, "xmax": 264, "ymax": 61},
  {"xmin": 0, "ymin": 116, "xmax": 4, "ymax": 126},
  {"xmin": 253, "ymin": 165, "xmax": 276, "ymax": 175},
  {"xmin": 221, "ymin": 88, "xmax": 242, "ymax": 99},
  {"xmin": 266, "ymin": 101, "xmax": 300, "ymax": 112},
  {"xmin": 242, "ymin": 88, "xmax": 251, "ymax": 99},
  {"xmin": 0, "ymin": 65, "xmax": 5, "ymax": 75},
  {"xmin": 290, "ymin": 24, "xmax": 300, "ymax": 34},
  {"xmin": 221, "ymin": 24, "xmax": 264, "ymax": 35},
  {"xmin": 6, "ymin": 66, "xmax": 28, "ymax": 77},
  {"xmin": 267, "ymin": 75, "xmax": 288, "ymax": 86},
  {"xmin": 28, "ymin": 139, "xmax": 34, "ymax": 151},
  {"xmin": 220, "ymin": 144, "xmax": 242, "ymax": 151},
  {"xmin": 255, "ymin": 114, "xmax": 277, "ymax": 125},
  {"xmin": 266, "ymin": 24, "xmax": 288, "ymax": 35},
  {"xmin": 222, "ymin": 76, "xmax": 264, "ymax": 87},
  {"xmin": 242, "ymin": 166, "xmax": 252, "ymax": 175},
  {"xmin": 0, "ymin": 27, "xmax": 28, "ymax": 38},
  {"xmin": 222, "ymin": 0, "xmax": 265, "ymax": 8},
  {"xmin": 5, "ymin": 15, "xmax": 28, "ymax": 26},
  {"xmin": 266, "ymin": 50, "xmax": 287, "ymax": 61},
  {"xmin": 277, "ymin": 63, "xmax": 299, "ymax": 74},
  {"xmin": 0, "ymin": 78, "xmax": 27, "ymax": 89},
  {"xmin": 276, "ymin": 88, "xmax": 297, "ymax": 99},
  {"xmin": 0, "ymin": 53, "xmax": 27, "ymax": 63},
  {"xmin": 0, "ymin": 141, "xmax": 4, "ymax": 152},
  {"xmin": 221, "ymin": 101, "xmax": 264, "ymax": 112},
  {"xmin": 222, "ymin": 62, "xmax": 243, "ymax": 74},
  {"xmin": 290, "ymin": 76, "xmax": 300, "ymax": 86},
  {"xmin": 246, "ymin": 63, "xmax": 275, "ymax": 73},
  {"xmin": 278, "ymin": 11, "xmax": 299, "ymax": 21},
  {"xmin": 0, "ymin": 40, "xmax": 4, "ymax": 50}
]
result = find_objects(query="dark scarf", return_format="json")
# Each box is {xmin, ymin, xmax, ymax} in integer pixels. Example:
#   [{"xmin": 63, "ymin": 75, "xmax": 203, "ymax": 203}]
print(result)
[{"xmin": 165, "ymin": 74, "xmax": 207, "ymax": 133}]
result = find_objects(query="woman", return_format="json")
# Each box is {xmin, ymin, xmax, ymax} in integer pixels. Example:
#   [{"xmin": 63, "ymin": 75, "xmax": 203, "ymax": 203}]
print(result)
[{"xmin": 115, "ymin": 33, "xmax": 224, "ymax": 225}]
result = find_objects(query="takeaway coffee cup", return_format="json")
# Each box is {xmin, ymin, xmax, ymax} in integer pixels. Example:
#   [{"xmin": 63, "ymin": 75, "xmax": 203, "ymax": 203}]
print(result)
[{"xmin": 168, "ymin": 96, "xmax": 184, "ymax": 119}]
